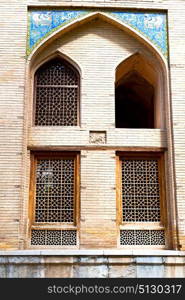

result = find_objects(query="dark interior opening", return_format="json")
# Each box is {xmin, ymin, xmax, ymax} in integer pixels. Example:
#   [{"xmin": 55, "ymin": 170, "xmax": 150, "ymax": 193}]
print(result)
[{"xmin": 115, "ymin": 71, "xmax": 154, "ymax": 128}]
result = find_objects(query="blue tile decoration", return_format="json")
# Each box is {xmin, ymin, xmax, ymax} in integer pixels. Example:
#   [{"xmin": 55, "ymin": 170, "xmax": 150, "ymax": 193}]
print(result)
[
  {"xmin": 111, "ymin": 12, "xmax": 167, "ymax": 57},
  {"xmin": 27, "ymin": 9, "xmax": 167, "ymax": 58},
  {"xmin": 28, "ymin": 10, "xmax": 89, "ymax": 54}
]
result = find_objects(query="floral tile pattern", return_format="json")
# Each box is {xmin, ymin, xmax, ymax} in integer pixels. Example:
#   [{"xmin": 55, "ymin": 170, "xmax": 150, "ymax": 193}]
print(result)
[{"xmin": 27, "ymin": 9, "xmax": 167, "ymax": 58}]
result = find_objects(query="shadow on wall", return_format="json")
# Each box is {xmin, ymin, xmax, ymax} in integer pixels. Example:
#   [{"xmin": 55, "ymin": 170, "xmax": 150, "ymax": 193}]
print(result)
[
  {"xmin": 115, "ymin": 70, "xmax": 154, "ymax": 128},
  {"xmin": 115, "ymin": 52, "xmax": 163, "ymax": 129}
]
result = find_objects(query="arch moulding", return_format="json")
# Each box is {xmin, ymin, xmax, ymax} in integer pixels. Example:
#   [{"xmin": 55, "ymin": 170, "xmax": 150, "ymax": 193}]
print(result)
[
  {"xmin": 24, "ymin": 10, "xmax": 178, "ymax": 250},
  {"xmin": 27, "ymin": 12, "xmax": 168, "ymax": 69}
]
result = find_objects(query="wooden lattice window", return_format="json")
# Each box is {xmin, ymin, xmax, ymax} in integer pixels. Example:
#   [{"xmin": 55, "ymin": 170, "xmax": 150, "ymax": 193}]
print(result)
[
  {"xmin": 117, "ymin": 152, "xmax": 166, "ymax": 247},
  {"xmin": 31, "ymin": 230, "xmax": 77, "ymax": 246},
  {"xmin": 34, "ymin": 58, "xmax": 79, "ymax": 126},
  {"xmin": 29, "ymin": 152, "xmax": 79, "ymax": 247}
]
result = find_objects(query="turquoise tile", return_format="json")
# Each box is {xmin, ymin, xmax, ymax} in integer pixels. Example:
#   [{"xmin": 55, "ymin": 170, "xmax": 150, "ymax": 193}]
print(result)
[{"xmin": 27, "ymin": 9, "xmax": 168, "ymax": 59}]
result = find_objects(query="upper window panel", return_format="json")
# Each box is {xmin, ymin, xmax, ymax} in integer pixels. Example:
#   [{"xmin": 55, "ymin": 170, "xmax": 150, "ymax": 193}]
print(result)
[{"xmin": 34, "ymin": 58, "xmax": 79, "ymax": 126}]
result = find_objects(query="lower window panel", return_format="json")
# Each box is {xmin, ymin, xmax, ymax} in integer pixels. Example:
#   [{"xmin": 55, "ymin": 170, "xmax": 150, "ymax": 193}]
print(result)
[
  {"xmin": 31, "ymin": 229, "xmax": 77, "ymax": 246},
  {"xmin": 120, "ymin": 229, "xmax": 165, "ymax": 246}
]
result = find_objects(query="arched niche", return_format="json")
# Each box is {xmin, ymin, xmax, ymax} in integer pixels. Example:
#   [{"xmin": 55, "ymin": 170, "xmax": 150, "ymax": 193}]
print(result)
[{"xmin": 115, "ymin": 53, "xmax": 165, "ymax": 129}]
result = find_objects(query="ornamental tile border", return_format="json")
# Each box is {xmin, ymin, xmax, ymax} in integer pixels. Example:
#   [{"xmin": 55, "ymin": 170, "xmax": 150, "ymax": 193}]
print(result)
[{"xmin": 27, "ymin": 9, "xmax": 168, "ymax": 58}]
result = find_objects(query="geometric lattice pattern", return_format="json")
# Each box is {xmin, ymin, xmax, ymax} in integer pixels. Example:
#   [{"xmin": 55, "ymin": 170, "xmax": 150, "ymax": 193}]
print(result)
[
  {"xmin": 31, "ymin": 230, "xmax": 77, "ymax": 245},
  {"xmin": 121, "ymin": 159, "xmax": 161, "ymax": 222},
  {"xmin": 35, "ymin": 59, "xmax": 79, "ymax": 126},
  {"xmin": 120, "ymin": 230, "xmax": 165, "ymax": 245},
  {"xmin": 35, "ymin": 158, "xmax": 74, "ymax": 223}
]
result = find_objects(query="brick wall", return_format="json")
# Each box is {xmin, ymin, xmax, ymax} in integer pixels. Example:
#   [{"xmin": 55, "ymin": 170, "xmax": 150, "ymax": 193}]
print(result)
[
  {"xmin": 0, "ymin": 0, "xmax": 185, "ymax": 251},
  {"xmin": 0, "ymin": 1, "xmax": 27, "ymax": 249},
  {"xmin": 26, "ymin": 18, "xmax": 168, "ymax": 249},
  {"xmin": 168, "ymin": 5, "xmax": 185, "ymax": 250}
]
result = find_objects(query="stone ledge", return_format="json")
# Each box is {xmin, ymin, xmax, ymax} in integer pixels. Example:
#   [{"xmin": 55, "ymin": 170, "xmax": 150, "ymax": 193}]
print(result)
[
  {"xmin": 0, "ymin": 249, "xmax": 184, "ymax": 256},
  {"xmin": 0, "ymin": 256, "xmax": 185, "ymax": 265},
  {"xmin": 0, "ymin": 252, "xmax": 185, "ymax": 277}
]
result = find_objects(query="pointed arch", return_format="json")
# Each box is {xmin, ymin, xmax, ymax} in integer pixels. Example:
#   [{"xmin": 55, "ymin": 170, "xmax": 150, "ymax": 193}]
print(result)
[
  {"xmin": 115, "ymin": 52, "xmax": 166, "ymax": 129},
  {"xmin": 27, "ymin": 12, "xmax": 168, "ymax": 70},
  {"xmin": 24, "ymin": 9, "xmax": 178, "ymax": 250},
  {"xmin": 33, "ymin": 53, "xmax": 80, "ymax": 126},
  {"xmin": 30, "ymin": 50, "xmax": 82, "ymax": 77}
]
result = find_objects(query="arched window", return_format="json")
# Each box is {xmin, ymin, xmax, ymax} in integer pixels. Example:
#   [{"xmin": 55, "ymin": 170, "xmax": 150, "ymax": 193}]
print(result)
[{"xmin": 34, "ymin": 58, "xmax": 80, "ymax": 126}]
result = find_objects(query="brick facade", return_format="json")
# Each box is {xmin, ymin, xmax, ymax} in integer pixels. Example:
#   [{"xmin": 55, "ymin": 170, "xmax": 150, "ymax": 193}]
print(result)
[{"xmin": 0, "ymin": 0, "xmax": 185, "ymax": 277}]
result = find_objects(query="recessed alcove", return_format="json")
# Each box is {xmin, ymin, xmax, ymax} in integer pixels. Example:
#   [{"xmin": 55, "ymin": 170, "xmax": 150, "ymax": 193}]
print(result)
[
  {"xmin": 115, "ymin": 53, "xmax": 163, "ymax": 129},
  {"xmin": 115, "ymin": 71, "xmax": 154, "ymax": 128}
]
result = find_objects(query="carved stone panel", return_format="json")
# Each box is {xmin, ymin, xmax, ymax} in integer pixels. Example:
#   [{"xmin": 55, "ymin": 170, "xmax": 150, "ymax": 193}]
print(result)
[{"xmin": 89, "ymin": 131, "xmax": 106, "ymax": 144}]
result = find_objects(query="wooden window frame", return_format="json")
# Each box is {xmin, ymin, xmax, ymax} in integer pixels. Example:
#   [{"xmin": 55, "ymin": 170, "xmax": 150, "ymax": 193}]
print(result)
[
  {"xmin": 116, "ymin": 151, "xmax": 167, "ymax": 248},
  {"xmin": 28, "ymin": 151, "xmax": 80, "ymax": 247},
  {"xmin": 33, "ymin": 57, "xmax": 80, "ymax": 127}
]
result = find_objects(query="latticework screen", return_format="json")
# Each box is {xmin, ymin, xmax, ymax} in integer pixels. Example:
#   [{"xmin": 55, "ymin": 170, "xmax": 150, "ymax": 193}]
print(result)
[
  {"xmin": 35, "ymin": 158, "xmax": 75, "ymax": 223},
  {"xmin": 120, "ymin": 230, "xmax": 165, "ymax": 245},
  {"xmin": 35, "ymin": 59, "xmax": 79, "ymax": 126},
  {"xmin": 121, "ymin": 159, "xmax": 161, "ymax": 222},
  {"xmin": 31, "ymin": 229, "xmax": 77, "ymax": 246}
]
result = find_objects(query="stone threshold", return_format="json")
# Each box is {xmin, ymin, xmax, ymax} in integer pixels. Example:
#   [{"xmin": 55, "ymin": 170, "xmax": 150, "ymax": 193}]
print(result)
[{"xmin": 0, "ymin": 249, "xmax": 185, "ymax": 256}]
